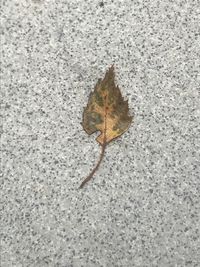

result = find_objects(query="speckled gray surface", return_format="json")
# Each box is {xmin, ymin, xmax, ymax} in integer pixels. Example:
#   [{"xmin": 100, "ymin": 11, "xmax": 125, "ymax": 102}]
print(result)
[{"xmin": 1, "ymin": 0, "xmax": 200, "ymax": 266}]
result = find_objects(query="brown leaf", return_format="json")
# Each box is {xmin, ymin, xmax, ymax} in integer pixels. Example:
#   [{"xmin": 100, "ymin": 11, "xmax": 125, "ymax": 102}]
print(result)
[{"xmin": 80, "ymin": 65, "xmax": 133, "ymax": 188}]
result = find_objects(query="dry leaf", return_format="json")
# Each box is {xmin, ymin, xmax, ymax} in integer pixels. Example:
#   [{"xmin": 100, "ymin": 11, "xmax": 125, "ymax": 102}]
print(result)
[{"xmin": 80, "ymin": 65, "xmax": 133, "ymax": 188}]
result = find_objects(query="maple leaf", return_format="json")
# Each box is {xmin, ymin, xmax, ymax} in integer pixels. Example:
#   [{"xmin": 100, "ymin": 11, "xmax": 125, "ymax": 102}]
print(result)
[{"xmin": 80, "ymin": 65, "xmax": 133, "ymax": 188}]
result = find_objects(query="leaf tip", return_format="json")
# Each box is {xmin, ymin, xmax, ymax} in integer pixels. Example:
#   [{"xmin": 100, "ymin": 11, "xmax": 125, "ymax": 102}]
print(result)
[{"xmin": 108, "ymin": 64, "xmax": 115, "ymax": 74}]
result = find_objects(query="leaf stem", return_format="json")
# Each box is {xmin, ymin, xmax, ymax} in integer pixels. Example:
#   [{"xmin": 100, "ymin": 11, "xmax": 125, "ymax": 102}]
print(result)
[
  {"xmin": 79, "ymin": 143, "xmax": 106, "ymax": 189},
  {"xmin": 80, "ymin": 94, "xmax": 108, "ymax": 189}
]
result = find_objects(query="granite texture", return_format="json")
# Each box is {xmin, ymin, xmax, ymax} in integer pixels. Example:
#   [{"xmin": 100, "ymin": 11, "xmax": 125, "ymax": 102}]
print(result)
[{"xmin": 1, "ymin": 0, "xmax": 200, "ymax": 266}]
